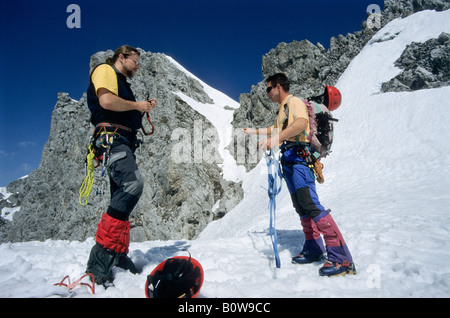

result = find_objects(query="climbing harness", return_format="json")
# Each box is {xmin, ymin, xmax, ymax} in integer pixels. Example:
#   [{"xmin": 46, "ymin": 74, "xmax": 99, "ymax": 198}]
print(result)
[
  {"xmin": 54, "ymin": 273, "xmax": 96, "ymax": 295},
  {"xmin": 265, "ymin": 149, "xmax": 283, "ymax": 268},
  {"xmin": 78, "ymin": 111, "xmax": 155, "ymax": 206},
  {"xmin": 281, "ymin": 142, "xmax": 325, "ymax": 184}
]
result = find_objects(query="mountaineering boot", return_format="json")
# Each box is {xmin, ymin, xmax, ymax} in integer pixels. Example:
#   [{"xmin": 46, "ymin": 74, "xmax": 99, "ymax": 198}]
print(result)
[
  {"xmin": 293, "ymin": 217, "xmax": 326, "ymax": 264},
  {"xmin": 319, "ymin": 260, "xmax": 356, "ymax": 277},
  {"xmin": 85, "ymin": 243, "xmax": 117, "ymax": 288},
  {"xmin": 292, "ymin": 252, "xmax": 325, "ymax": 264},
  {"xmin": 117, "ymin": 253, "xmax": 140, "ymax": 274}
]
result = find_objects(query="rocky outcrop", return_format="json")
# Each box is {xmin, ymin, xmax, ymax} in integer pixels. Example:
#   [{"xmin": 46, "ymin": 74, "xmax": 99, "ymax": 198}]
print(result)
[
  {"xmin": 381, "ymin": 32, "xmax": 450, "ymax": 92},
  {"xmin": 382, "ymin": 0, "xmax": 450, "ymax": 21}
]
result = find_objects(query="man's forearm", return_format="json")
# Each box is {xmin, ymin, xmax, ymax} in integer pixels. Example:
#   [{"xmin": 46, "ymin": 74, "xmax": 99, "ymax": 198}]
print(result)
[
  {"xmin": 99, "ymin": 92, "xmax": 138, "ymax": 112},
  {"xmin": 243, "ymin": 127, "xmax": 273, "ymax": 136},
  {"xmin": 276, "ymin": 118, "xmax": 308, "ymax": 143}
]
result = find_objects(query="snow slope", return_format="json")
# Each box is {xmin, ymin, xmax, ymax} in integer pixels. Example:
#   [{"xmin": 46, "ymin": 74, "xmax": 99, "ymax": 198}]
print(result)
[{"xmin": 1, "ymin": 9, "xmax": 449, "ymax": 298}]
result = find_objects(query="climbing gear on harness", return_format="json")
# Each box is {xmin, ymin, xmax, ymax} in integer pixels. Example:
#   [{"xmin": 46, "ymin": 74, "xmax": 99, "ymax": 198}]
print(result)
[
  {"xmin": 265, "ymin": 149, "xmax": 282, "ymax": 268},
  {"xmin": 53, "ymin": 273, "xmax": 96, "ymax": 294},
  {"xmin": 141, "ymin": 111, "xmax": 155, "ymax": 136},
  {"xmin": 78, "ymin": 124, "xmax": 122, "ymax": 206},
  {"xmin": 280, "ymin": 142, "xmax": 325, "ymax": 184},
  {"xmin": 314, "ymin": 160, "xmax": 324, "ymax": 184},
  {"xmin": 79, "ymin": 143, "xmax": 96, "ymax": 206},
  {"xmin": 92, "ymin": 123, "xmax": 124, "ymax": 174}
]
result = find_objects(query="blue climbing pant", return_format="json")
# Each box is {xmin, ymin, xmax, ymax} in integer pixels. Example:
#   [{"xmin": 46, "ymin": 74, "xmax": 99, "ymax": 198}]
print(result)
[{"xmin": 282, "ymin": 157, "xmax": 353, "ymax": 264}]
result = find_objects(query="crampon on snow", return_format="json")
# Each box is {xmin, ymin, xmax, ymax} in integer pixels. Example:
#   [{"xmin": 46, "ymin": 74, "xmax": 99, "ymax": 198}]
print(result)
[{"xmin": 53, "ymin": 273, "xmax": 96, "ymax": 295}]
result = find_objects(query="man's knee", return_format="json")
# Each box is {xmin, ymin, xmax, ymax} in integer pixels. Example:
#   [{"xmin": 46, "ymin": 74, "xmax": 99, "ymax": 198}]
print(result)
[
  {"xmin": 291, "ymin": 187, "xmax": 322, "ymax": 219},
  {"xmin": 124, "ymin": 170, "xmax": 144, "ymax": 198}
]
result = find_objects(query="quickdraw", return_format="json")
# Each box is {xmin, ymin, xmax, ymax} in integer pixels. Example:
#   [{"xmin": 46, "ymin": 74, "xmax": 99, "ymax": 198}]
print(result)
[
  {"xmin": 141, "ymin": 112, "xmax": 155, "ymax": 136},
  {"xmin": 54, "ymin": 273, "xmax": 95, "ymax": 295}
]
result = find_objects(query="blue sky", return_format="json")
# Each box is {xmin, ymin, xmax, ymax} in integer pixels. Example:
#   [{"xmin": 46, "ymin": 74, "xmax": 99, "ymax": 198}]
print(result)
[{"xmin": 0, "ymin": 0, "xmax": 384, "ymax": 186}]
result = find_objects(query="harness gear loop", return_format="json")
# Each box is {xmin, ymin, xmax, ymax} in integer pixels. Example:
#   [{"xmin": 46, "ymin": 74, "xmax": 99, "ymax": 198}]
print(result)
[{"xmin": 265, "ymin": 149, "xmax": 282, "ymax": 268}]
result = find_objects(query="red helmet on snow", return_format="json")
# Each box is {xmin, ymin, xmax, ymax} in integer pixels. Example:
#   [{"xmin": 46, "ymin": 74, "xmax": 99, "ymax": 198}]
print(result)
[
  {"xmin": 324, "ymin": 86, "xmax": 342, "ymax": 111},
  {"xmin": 145, "ymin": 255, "xmax": 204, "ymax": 298}
]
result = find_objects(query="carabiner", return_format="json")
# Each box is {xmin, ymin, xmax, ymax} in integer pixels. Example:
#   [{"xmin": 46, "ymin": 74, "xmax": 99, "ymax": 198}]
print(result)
[{"xmin": 141, "ymin": 112, "xmax": 155, "ymax": 136}]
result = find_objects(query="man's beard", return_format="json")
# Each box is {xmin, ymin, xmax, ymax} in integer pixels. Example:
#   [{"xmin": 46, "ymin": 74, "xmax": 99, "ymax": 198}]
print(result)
[{"xmin": 125, "ymin": 68, "xmax": 134, "ymax": 78}]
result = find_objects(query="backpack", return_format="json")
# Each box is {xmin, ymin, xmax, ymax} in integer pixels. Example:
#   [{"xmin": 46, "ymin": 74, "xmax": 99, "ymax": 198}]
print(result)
[
  {"xmin": 303, "ymin": 99, "xmax": 338, "ymax": 159},
  {"xmin": 284, "ymin": 86, "xmax": 341, "ymax": 159}
]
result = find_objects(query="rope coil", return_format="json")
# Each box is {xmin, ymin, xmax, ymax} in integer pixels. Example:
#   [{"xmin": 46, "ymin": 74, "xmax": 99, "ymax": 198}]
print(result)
[{"xmin": 78, "ymin": 144, "xmax": 95, "ymax": 206}]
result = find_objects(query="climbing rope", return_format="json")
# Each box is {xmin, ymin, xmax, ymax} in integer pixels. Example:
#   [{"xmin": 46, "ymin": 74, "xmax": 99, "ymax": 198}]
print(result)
[
  {"xmin": 265, "ymin": 149, "xmax": 283, "ymax": 268},
  {"xmin": 141, "ymin": 111, "xmax": 155, "ymax": 136},
  {"xmin": 78, "ymin": 143, "xmax": 95, "ymax": 206}
]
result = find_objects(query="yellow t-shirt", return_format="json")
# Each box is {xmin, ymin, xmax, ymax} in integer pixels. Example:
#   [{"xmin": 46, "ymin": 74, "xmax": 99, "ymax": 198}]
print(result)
[
  {"xmin": 272, "ymin": 95, "xmax": 310, "ymax": 143},
  {"xmin": 91, "ymin": 64, "xmax": 119, "ymax": 96}
]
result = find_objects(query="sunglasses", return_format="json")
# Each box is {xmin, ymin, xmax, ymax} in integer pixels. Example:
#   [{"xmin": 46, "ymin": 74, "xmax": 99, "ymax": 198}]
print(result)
[{"xmin": 266, "ymin": 85, "xmax": 277, "ymax": 93}]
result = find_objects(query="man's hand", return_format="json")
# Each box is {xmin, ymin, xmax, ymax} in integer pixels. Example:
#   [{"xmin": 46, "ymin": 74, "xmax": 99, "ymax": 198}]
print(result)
[
  {"xmin": 258, "ymin": 136, "xmax": 279, "ymax": 151},
  {"xmin": 148, "ymin": 99, "xmax": 157, "ymax": 110},
  {"xmin": 98, "ymin": 88, "xmax": 157, "ymax": 113},
  {"xmin": 243, "ymin": 128, "xmax": 257, "ymax": 135},
  {"xmin": 135, "ymin": 99, "xmax": 157, "ymax": 113}
]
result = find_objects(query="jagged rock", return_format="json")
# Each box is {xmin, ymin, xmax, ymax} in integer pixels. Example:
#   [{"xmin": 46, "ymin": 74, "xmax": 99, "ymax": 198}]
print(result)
[
  {"xmin": 382, "ymin": 0, "xmax": 450, "ymax": 23},
  {"xmin": 381, "ymin": 32, "xmax": 450, "ymax": 92}
]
